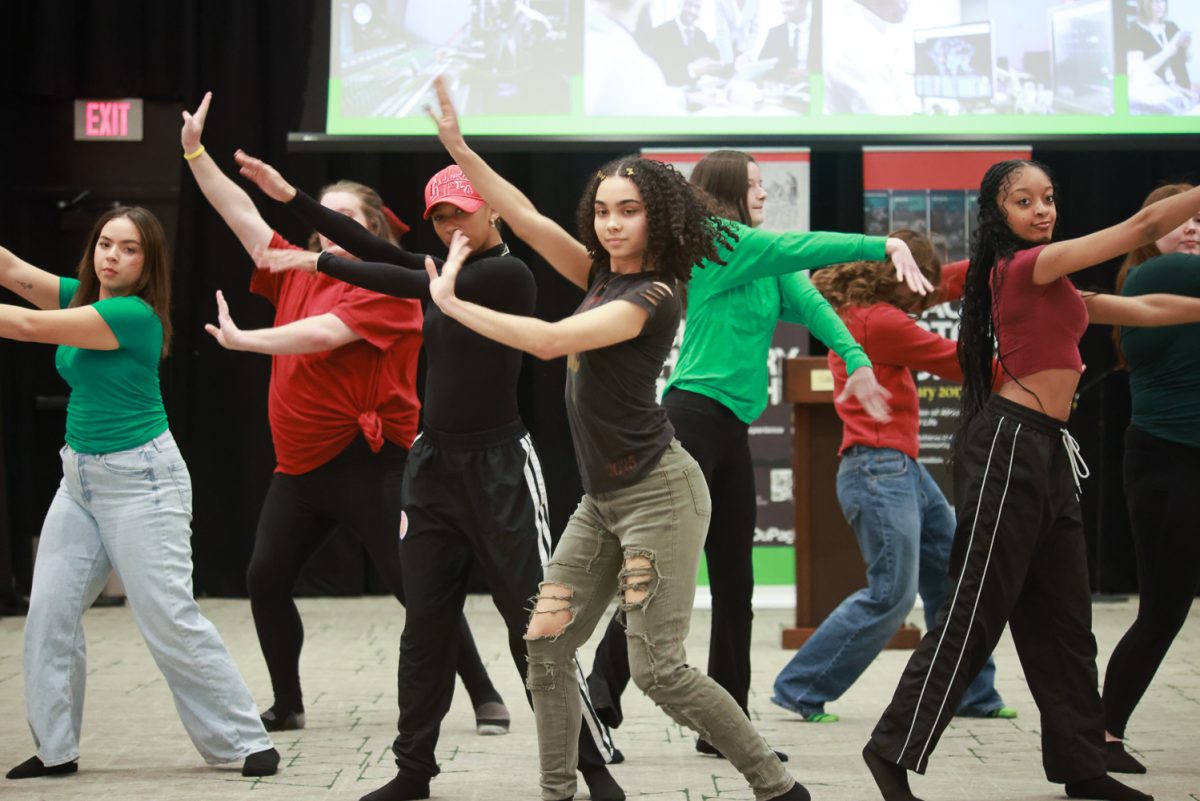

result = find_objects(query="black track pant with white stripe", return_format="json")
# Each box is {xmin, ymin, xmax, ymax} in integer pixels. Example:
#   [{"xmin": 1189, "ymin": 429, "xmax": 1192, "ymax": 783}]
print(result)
[
  {"xmin": 867, "ymin": 396, "xmax": 1106, "ymax": 784},
  {"xmin": 391, "ymin": 420, "xmax": 616, "ymax": 780}
]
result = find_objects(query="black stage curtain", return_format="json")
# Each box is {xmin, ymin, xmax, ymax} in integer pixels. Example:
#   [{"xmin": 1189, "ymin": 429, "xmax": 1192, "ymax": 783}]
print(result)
[{"xmin": 0, "ymin": 1, "xmax": 1195, "ymax": 597}]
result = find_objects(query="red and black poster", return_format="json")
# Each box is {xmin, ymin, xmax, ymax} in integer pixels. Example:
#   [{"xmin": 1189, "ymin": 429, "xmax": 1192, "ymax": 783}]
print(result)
[{"xmin": 862, "ymin": 146, "xmax": 1031, "ymax": 502}]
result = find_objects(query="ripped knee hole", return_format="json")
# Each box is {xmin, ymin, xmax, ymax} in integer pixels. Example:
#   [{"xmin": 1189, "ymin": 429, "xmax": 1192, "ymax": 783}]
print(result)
[
  {"xmin": 620, "ymin": 555, "xmax": 657, "ymax": 607},
  {"xmin": 524, "ymin": 583, "xmax": 575, "ymax": 639}
]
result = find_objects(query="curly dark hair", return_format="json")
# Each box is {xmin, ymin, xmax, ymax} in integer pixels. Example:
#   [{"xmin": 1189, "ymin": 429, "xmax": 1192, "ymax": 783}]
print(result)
[
  {"xmin": 574, "ymin": 155, "xmax": 738, "ymax": 282},
  {"xmin": 812, "ymin": 229, "xmax": 941, "ymax": 311},
  {"xmin": 957, "ymin": 159, "xmax": 1054, "ymax": 437}
]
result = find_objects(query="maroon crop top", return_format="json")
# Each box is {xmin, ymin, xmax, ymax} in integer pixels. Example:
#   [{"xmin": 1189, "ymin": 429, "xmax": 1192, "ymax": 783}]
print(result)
[{"xmin": 992, "ymin": 244, "xmax": 1088, "ymax": 380}]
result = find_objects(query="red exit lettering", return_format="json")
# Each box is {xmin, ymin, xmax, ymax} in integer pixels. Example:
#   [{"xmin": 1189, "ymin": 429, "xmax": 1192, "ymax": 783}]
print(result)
[{"xmin": 85, "ymin": 101, "xmax": 131, "ymax": 137}]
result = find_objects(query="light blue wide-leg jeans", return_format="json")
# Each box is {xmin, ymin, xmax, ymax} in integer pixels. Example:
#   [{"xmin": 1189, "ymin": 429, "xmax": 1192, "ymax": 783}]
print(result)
[{"xmin": 23, "ymin": 431, "xmax": 272, "ymax": 766}]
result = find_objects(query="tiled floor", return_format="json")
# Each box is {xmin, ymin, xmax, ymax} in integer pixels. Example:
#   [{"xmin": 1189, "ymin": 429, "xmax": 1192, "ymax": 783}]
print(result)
[{"xmin": 0, "ymin": 594, "xmax": 1194, "ymax": 800}]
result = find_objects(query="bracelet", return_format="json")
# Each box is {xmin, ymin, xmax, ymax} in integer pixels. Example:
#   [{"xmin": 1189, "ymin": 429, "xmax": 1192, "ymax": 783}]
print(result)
[{"xmin": 183, "ymin": 145, "xmax": 206, "ymax": 161}]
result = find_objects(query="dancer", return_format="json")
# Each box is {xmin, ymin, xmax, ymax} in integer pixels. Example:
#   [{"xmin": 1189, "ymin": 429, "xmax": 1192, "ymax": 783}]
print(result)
[
  {"xmin": 586, "ymin": 148, "xmax": 926, "ymax": 753},
  {"xmin": 1102, "ymin": 184, "xmax": 1200, "ymax": 774},
  {"xmin": 180, "ymin": 93, "xmax": 507, "ymax": 735},
  {"xmin": 864, "ymin": 160, "xmax": 1200, "ymax": 801},
  {"xmin": 772, "ymin": 232, "xmax": 1013, "ymax": 723},
  {"xmin": 0, "ymin": 207, "xmax": 278, "ymax": 780},
  {"xmin": 427, "ymin": 76, "xmax": 809, "ymax": 801},
  {"xmin": 241, "ymin": 155, "xmax": 622, "ymax": 801}
]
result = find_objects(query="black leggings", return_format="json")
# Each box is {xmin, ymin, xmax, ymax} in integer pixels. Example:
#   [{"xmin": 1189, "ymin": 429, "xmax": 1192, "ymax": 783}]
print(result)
[
  {"xmin": 245, "ymin": 436, "xmax": 495, "ymax": 711},
  {"xmin": 589, "ymin": 388, "xmax": 757, "ymax": 722},
  {"xmin": 1102, "ymin": 426, "xmax": 1200, "ymax": 738}
]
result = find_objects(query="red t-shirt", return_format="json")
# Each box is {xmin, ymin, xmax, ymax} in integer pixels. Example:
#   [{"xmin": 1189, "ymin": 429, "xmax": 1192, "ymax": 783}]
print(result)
[
  {"xmin": 992, "ymin": 244, "xmax": 1087, "ymax": 380},
  {"xmin": 831, "ymin": 261, "xmax": 999, "ymax": 458},
  {"xmin": 250, "ymin": 233, "xmax": 423, "ymax": 474}
]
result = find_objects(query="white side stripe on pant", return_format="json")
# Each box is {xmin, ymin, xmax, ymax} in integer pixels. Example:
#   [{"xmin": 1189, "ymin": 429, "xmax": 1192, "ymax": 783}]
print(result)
[
  {"xmin": 519, "ymin": 435, "xmax": 617, "ymax": 762},
  {"xmin": 575, "ymin": 653, "xmax": 617, "ymax": 759},
  {"xmin": 519, "ymin": 435, "xmax": 553, "ymax": 568},
  {"xmin": 915, "ymin": 421, "xmax": 1020, "ymax": 770},
  {"xmin": 899, "ymin": 417, "xmax": 1020, "ymax": 766}
]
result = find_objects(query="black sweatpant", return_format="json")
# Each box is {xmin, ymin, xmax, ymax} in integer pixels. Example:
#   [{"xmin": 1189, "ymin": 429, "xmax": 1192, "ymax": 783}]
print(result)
[
  {"xmin": 868, "ymin": 395, "xmax": 1106, "ymax": 783},
  {"xmin": 391, "ymin": 422, "xmax": 615, "ymax": 780},
  {"xmin": 589, "ymin": 388, "xmax": 757, "ymax": 724},
  {"xmin": 1103, "ymin": 426, "xmax": 1200, "ymax": 738},
  {"xmin": 245, "ymin": 436, "xmax": 494, "ymax": 711}
]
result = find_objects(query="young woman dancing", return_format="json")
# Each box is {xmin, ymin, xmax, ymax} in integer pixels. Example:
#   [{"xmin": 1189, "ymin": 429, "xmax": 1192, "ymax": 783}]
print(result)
[
  {"xmin": 1102, "ymin": 183, "xmax": 1200, "ymax": 774},
  {"xmin": 587, "ymin": 149, "xmax": 926, "ymax": 752},
  {"xmin": 240, "ymin": 156, "xmax": 622, "ymax": 801},
  {"xmin": 1, "ymin": 207, "xmax": 278, "ymax": 780},
  {"xmin": 180, "ymin": 93, "xmax": 506, "ymax": 736},
  {"xmin": 426, "ymin": 77, "xmax": 810, "ymax": 801},
  {"xmin": 772, "ymin": 232, "xmax": 1012, "ymax": 723},
  {"xmin": 864, "ymin": 160, "xmax": 1200, "ymax": 801}
]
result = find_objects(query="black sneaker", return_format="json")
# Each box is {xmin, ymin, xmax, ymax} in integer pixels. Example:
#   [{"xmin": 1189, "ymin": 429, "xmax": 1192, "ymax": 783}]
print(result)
[
  {"xmin": 260, "ymin": 706, "xmax": 305, "ymax": 732},
  {"xmin": 6, "ymin": 756, "xmax": 78, "ymax": 780},
  {"xmin": 696, "ymin": 738, "xmax": 789, "ymax": 762}
]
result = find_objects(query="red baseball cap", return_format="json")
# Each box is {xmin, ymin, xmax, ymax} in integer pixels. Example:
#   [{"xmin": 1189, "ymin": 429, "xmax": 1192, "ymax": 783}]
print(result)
[{"xmin": 423, "ymin": 165, "xmax": 486, "ymax": 219}]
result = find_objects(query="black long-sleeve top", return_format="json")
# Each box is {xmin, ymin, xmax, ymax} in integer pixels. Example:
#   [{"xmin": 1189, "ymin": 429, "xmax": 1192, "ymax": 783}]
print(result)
[{"xmin": 287, "ymin": 190, "xmax": 535, "ymax": 434}]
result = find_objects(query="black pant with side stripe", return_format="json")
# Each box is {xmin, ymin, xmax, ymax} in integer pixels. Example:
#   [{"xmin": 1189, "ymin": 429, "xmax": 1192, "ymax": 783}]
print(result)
[
  {"xmin": 390, "ymin": 421, "xmax": 616, "ymax": 781},
  {"xmin": 867, "ymin": 395, "xmax": 1106, "ymax": 783}
]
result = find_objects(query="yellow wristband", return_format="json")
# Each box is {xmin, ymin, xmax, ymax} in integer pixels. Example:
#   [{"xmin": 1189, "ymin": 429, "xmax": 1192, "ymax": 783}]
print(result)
[{"xmin": 183, "ymin": 145, "xmax": 206, "ymax": 161}]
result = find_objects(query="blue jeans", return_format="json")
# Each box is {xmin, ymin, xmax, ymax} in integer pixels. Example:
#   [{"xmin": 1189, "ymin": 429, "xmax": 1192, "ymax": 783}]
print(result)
[
  {"xmin": 23, "ymin": 431, "xmax": 272, "ymax": 766},
  {"xmin": 772, "ymin": 447, "xmax": 1004, "ymax": 717}
]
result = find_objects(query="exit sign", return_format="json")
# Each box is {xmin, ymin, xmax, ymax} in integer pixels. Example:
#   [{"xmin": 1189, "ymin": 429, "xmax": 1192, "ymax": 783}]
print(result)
[{"xmin": 73, "ymin": 98, "xmax": 143, "ymax": 141}]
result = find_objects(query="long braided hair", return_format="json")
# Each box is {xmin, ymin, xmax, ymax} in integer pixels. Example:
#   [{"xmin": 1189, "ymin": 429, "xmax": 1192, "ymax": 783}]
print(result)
[
  {"xmin": 957, "ymin": 159, "xmax": 1055, "ymax": 438},
  {"xmin": 575, "ymin": 155, "xmax": 739, "ymax": 283}
]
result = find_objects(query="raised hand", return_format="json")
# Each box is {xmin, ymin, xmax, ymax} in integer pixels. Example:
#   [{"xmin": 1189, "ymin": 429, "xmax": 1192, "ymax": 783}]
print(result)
[
  {"xmin": 235, "ymin": 150, "xmax": 297, "ymax": 203},
  {"xmin": 425, "ymin": 229, "xmax": 472, "ymax": 309},
  {"xmin": 204, "ymin": 290, "xmax": 245, "ymax": 350},
  {"xmin": 885, "ymin": 237, "xmax": 934, "ymax": 296},
  {"xmin": 427, "ymin": 76, "xmax": 466, "ymax": 151},
  {"xmin": 252, "ymin": 245, "xmax": 318, "ymax": 274},
  {"xmin": 181, "ymin": 91, "xmax": 212, "ymax": 154},
  {"xmin": 840, "ymin": 366, "xmax": 892, "ymax": 423}
]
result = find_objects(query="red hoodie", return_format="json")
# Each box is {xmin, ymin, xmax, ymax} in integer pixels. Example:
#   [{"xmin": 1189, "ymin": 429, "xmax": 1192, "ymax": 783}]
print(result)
[{"xmin": 829, "ymin": 260, "xmax": 991, "ymax": 458}]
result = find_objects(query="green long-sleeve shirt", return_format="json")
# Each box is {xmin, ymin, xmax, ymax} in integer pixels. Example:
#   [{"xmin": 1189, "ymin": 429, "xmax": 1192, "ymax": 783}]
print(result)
[{"xmin": 666, "ymin": 222, "xmax": 885, "ymax": 423}]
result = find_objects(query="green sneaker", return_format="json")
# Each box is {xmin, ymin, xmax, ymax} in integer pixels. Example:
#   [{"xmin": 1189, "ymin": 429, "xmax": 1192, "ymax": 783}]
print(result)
[
  {"xmin": 985, "ymin": 706, "xmax": 1018, "ymax": 719},
  {"xmin": 802, "ymin": 712, "xmax": 840, "ymax": 723}
]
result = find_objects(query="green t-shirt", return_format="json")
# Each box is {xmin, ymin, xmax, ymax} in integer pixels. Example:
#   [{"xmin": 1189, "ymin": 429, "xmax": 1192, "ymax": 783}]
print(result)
[
  {"xmin": 55, "ymin": 278, "xmax": 169, "ymax": 454},
  {"xmin": 1120, "ymin": 252, "xmax": 1200, "ymax": 448},
  {"xmin": 666, "ymin": 223, "xmax": 883, "ymax": 423}
]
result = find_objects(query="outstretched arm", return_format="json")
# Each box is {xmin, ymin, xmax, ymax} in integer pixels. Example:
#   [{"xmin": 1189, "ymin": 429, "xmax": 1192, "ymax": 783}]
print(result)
[
  {"xmin": 235, "ymin": 151, "xmax": 421, "ymax": 268},
  {"xmin": 425, "ymin": 231, "xmax": 646, "ymax": 359},
  {"xmin": 780, "ymin": 271, "xmax": 871, "ymax": 373},
  {"xmin": 0, "ymin": 305, "xmax": 118, "ymax": 349},
  {"xmin": 430, "ymin": 77, "xmax": 591, "ymax": 289},
  {"xmin": 181, "ymin": 92, "xmax": 273, "ymax": 257},
  {"xmin": 1034, "ymin": 184, "xmax": 1200, "ymax": 285},
  {"xmin": 0, "ymin": 246, "xmax": 62, "ymax": 310},
  {"xmin": 252, "ymin": 247, "xmax": 433, "ymax": 301},
  {"xmin": 1085, "ymin": 291, "xmax": 1200, "ymax": 327},
  {"xmin": 204, "ymin": 290, "xmax": 361, "ymax": 355},
  {"xmin": 703, "ymin": 229, "xmax": 930, "ymax": 296}
]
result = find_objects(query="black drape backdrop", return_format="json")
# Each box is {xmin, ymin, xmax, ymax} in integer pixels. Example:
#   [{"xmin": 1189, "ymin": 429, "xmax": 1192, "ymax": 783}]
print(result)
[{"xmin": 0, "ymin": 0, "xmax": 1195, "ymax": 598}]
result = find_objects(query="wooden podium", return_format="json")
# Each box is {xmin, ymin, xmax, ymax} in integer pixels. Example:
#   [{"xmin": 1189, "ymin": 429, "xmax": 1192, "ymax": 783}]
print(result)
[{"xmin": 782, "ymin": 357, "xmax": 921, "ymax": 650}]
